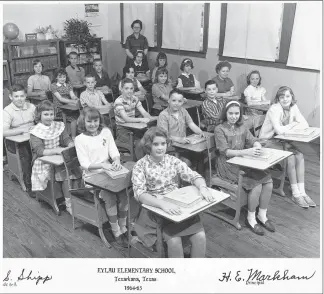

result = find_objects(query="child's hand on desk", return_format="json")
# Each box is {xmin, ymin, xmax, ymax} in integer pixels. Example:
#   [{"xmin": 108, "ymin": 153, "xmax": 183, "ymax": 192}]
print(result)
[
  {"xmin": 245, "ymin": 146, "xmax": 262, "ymax": 157},
  {"xmin": 199, "ymin": 186, "xmax": 215, "ymax": 202},
  {"xmin": 140, "ymin": 117, "xmax": 151, "ymax": 123},
  {"xmin": 177, "ymin": 137, "xmax": 191, "ymax": 144},
  {"xmin": 54, "ymin": 147, "xmax": 66, "ymax": 154},
  {"xmin": 160, "ymin": 202, "xmax": 182, "ymax": 215},
  {"xmin": 111, "ymin": 160, "xmax": 122, "ymax": 171}
]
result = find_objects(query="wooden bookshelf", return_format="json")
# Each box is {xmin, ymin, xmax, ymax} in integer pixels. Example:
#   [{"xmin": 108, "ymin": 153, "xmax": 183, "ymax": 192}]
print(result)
[
  {"xmin": 3, "ymin": 60, "xmax": 11, "ymax": 108},
  {"xmin": 6, "ymin": 39, "xmax": 61, "ymax": 88},
  {"xmin": 59, "ymin": 37, "xmax": 102, "ymax": 74}
]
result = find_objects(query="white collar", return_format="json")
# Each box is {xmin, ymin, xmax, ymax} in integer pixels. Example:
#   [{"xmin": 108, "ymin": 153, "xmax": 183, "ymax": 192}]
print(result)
[
  {"xmin": 134, "ymin": 61, "xmax": 142, "ymax": 67},
  {"xmin": 56, "ymin": 82, "xmax": 67, "ymax": 87}
]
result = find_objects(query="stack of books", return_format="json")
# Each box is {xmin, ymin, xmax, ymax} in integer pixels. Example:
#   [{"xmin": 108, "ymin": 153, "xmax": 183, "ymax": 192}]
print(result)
[
  {"xmin": 186, "ymin": 134, "xmax": 206, "ymax": 145},
  {"xmin": 285, "ymin": 128, "xmax": 315, "ymax": 138},
  {"xmin": 163, "ymin": 186, "xmax": 203, "ymax": 208},
  {"xmin": 104, "ymin": 165, "xmax": 129, "ymax": 179},
  {"xmin": 243, "ymin": 148, "xmax": 274, "ymax": 162}
]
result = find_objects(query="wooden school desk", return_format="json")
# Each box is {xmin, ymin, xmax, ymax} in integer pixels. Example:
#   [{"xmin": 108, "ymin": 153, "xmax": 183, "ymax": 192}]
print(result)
[
  {"xmin": 58, "ymin": 103, "xmax": 80, "ymax": 125},
  {"xmin": 118, "ymin": 117, "xmax": 158, "ymax": 132},
  {"xmin": 242, "ymin": 103, "xmax": 270, "ymax": 114},
  {"xmin": 27, "ymin": 94, "xmax": 47, "ymax": 105},
  {"xmin": 84, "ymin": 161, "xmax": 134, "ymax": 248},
  {"xmin": 142, "ymin": 185, "xmax": 229, "ymax": 257},
  {"xmin": 274, "ymin": 127, "xmax": 321, "ymax": 143},
  {"xmin": 172, "ymin": 132, "xmax": 214, "ymax": 176},
  {"xmin": 177, "ymin": 87, "xmax": 205, "ymax": 101},
  {"xmin": 226, "ymin": 148, "xmax": 293, "ymax": 171},
  {"xmin": 37, "ymin": 154, "xmax": 65, "ymax": 215},
  {"xmin": 5, "ymin": 133, "xmax": 30, "ymax": 191}
]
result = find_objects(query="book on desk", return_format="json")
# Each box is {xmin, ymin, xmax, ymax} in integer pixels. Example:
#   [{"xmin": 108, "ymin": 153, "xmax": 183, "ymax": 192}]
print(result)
[
  {"xmin": 142, "ymin": 186, "xmax": 229, "ymax": 223},
  {"xmin": 104, "ymin": 164, "xmax": 129, "ymax": 179},
  {"xmin": 185, "ymin": 134, "xmax": 206, "ymax": 145},
  {"xmin": 243, "ymin": 148, "xmax": 274, "ymax": 162},
  {"xmin": 284, "ymin": 127, "xmax": 315, "ymax": 138},
  {"xmin": 163, "ymin": 186, "xmax": 203, "ymax": 208}
]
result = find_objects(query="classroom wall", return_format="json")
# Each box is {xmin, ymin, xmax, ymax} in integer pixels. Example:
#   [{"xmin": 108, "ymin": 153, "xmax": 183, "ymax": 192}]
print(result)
[{"xmin": 105, "ymin": 3, "xmax": 320, "ymax": 127}]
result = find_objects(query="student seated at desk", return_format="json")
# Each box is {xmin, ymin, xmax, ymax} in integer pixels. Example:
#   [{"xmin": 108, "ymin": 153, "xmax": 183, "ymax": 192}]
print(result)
[
  {"xmin": 244, "ymin": 70, "xmax": 270, "ymax": 116},
  {"xmin": 51, "ymin": 68, "xmax": 80, "ymax": 140},
  {"xmin": 27, "ymin": 59, "xmax": 51, "ymax": 98},
  {"xmin": 75, "ymin": 107, "xmax": 128, "ymax": 248},
  {"xmin": 29, "ymin": 100, "xmax": 82, "ymax": 214},
  {"xmin": 151, "ymin": 51, "xmax": 168, "ymax": 83},
  {"xmin": 80, "ymin": 74, "xmax": 112, "ymax": 111},
  {"xmin": 202, "ymin": 80, "xmax": 226, "ymax": 132},
  {"xmin": 259, "ymin": 86, "xmax": 316, "ymax": 208},
  {"xmin": 114, "ymin": 78, "xmax": 153, "ymax": 160},
  {"xmin": 212, "ymin": 61, "xmax": 237, "ymax": 99},
  {"xmin": 152, "ymin": 67, "xmax": 173, "ymax": 111},
  {"xmin": 132, "ymin": 127, "xmax": 215, "ymax": 257},
  {"xmin": 157, "ymin": 89, "xmax": 204, "ymax": 167},
  {"xmin": 130, "ymin": 50, "xmax": 150, "ymax": 78},
  {"xmin": 176, "ymin": 58, "xmax": 201, "ymax": 89},
  {"xmin": 119, "ymin": 65, "xmax": 146, "ymax": 98},
  {"xmin": 65, "ymin": 51, "xmax": 85, "ymax": 88},
  {"xmin": 89, "ymin": 58, "xmax": 112, "ymax": 97},
  {"xmin": 3, "ymin": 84, "xmax": 36, "ymax": 198},
  {"xmin": 214, "ymin": 101, "xmax": 274, "ymax": 236}
]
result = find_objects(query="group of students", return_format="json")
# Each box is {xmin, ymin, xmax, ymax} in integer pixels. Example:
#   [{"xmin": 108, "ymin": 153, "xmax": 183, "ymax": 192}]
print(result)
[{"xmin": 3, "ymin": 48, "xmax": 316, "ymax": 258}]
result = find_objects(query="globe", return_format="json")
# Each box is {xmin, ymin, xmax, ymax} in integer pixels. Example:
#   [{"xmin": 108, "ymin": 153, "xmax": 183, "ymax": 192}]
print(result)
[{"xmin": 3, "ymin": 23, "xmax": 19, "ymax": 41}]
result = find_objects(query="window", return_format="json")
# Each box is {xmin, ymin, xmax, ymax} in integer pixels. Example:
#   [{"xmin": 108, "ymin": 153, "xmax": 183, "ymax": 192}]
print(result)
[
  {"xmin": 120, "ymin": 3, "xmax": 210, "ymax": 58},
  {"xmin": 218, "ymin": 3, "xmax": 320, "ymax": 72}
]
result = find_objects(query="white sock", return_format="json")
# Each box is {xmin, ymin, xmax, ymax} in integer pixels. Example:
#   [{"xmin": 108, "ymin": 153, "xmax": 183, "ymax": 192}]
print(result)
[
  {"xmin": 291, "ymin": 184, "xmax": 300, "ymax": 197},
  {"xmin": 247, "ymin": 211, "xmax": 257, "ymax": 227},
  {"xmin": 110, "ymin": 222, "xmax": 121, "ymax": 238},
  {"xmin": 297, "ymin": 183, "xmax": 306, "ymax": 195},
  {"xmin": 258, "ymin": 208, "xmax": 268, "ymax": 224}
]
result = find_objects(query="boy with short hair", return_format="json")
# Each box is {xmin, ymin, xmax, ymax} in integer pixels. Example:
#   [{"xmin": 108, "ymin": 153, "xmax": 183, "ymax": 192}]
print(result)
[
  {"xmin": 80, "ymin": 74, "xmax": 112, "ymax": 111},
  {"xmin": 91, "ymin": 58, "xmax": 112, "ymax": 96},
  {"xmin": 202, "ymin": 80, "xmax": 226, "ymax": 132},
  {"xmin": 157, "ymin": 89, "xmax": 204, "ymax": 166},
  {"xmin": 114, "ymin": 78, "xmax": 153, "ymax": 159},
  {"xmin": 65, "ymin": 52, "xmax": 85, "ymax": 88},
  {"xmin": 3, "ymin": 84, "xmax": 35, "ymax": 197}
]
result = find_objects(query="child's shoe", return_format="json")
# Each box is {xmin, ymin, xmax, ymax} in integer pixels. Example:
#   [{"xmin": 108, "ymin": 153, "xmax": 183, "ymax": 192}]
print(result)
[
  {"xmin": 65, "ymin": 198, "xmax": 72, "ymax": 215},
  {"xmin": 292, "ymin": 194, "xmax": 309, "ymax": 208},
  {"xmin": 301, "ymin": 194, "xmax": 316, "ymax": 207}
]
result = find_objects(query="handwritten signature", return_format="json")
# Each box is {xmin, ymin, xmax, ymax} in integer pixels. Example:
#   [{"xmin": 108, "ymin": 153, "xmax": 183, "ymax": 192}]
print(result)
[
  {"xmin": 219, "ymin": 269, "xmax": 316, "ymax": 285},
  {"xmin": 3, "ymin": 269, "xmax": 52, "ymax": 286}
]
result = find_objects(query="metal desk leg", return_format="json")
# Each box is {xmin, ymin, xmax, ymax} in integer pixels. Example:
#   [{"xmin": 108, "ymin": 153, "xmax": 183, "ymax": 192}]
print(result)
[{"xmin": 96, "ymin": 190, "xmax": 112, "ymax": 249}]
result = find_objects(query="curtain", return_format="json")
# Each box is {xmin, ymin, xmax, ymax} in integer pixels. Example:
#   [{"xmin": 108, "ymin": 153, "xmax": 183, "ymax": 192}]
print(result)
[
  {"xmin": 287, "ymin": 2, "xmax": 321, "ymax": 70},
  {"xmin": 223, "ymin": 3, "xmax": 283, "ymax": 61},
  {"xmin": 123, "ymin": 3, "xmax": 155, "ymax": 47},
  {"xmin": 162, "ymin": 3, "xmax": 202, "ymax": 52}
]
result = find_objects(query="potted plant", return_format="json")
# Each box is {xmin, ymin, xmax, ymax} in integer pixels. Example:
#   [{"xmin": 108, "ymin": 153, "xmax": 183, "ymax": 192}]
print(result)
[{"xmin": 63, "ymin": 18, "xmax": 96, "ymax": 52}]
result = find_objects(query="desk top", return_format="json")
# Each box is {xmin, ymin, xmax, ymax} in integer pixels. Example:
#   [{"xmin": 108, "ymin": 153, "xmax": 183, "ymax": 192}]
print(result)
[
  {"xmin": 59, "ymin": 104, "xmax": 80, "ymax": 111},
  {"xmin": 242, "ymin": 103, "xmax": 270, "ymax": 112},
  {"xmin": 99, "ymin": 107, "xmax": 112, "ymax": 115},
  {"xmin": 177, "ymin": 87, "xmax": 205, "ymax": 95},
  {"xmin": 27, "ymin": 95, "xmax": 47, "ymax": 101},
  {"xmin": 142, "ymin": 186, "xmax": 229, "ymax": 223},
  {"xmin": 227, "ymin": 148, "xmax": 292, "ymax": 171},
  {"xmin": 39, "ymin": 154, "xmax": 64, "ymax": 166},
  {"xmin": 172, "ymin": 132, "xmax": 214, "ymax": 153},
  {"xmin": 275, "ymin": 127, "xmax": 320, "ymax": 143},
  {"xmin": 5, "ymin": 133, "xmax": 30, "ymax": 143},
  {"xmin": 118, "ymin": 117, "xmax": 158, "ymax": 130},
  {"xmin": 84, "ymin": 162, "xmax": 135, "ymax": 193},
  {"xmin": 136, "ymin": 75, "xmax": 150, "ymax": 83},
  {"xmin": 73, "ymin": 85, "xmax": 86, "ymax": 89},
  {"xmin": 182, "ymin": 100, "xmax": 203, "ymax": 109}
]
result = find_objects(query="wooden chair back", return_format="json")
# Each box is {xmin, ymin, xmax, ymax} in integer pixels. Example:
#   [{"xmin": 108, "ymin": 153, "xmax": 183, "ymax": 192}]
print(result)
[{"xmin": 61, "ymin": 146, "xmax": 82, "ymax": 190}]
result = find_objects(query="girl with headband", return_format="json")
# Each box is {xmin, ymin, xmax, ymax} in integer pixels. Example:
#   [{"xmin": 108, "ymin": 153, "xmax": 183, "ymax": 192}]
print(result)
[{"xmin": 176, "ymin": 58, "xmax": 201, "ymax": 89}]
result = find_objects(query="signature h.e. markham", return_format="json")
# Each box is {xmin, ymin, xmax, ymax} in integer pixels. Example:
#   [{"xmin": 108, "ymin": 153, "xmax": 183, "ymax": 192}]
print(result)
[
  {"xmin": 3, "ymin": 269, "xmax": 52, "ymax": 285},
  {"xmin": 246, "ymin": 269, "xmax": 316, "ymax": 284}
]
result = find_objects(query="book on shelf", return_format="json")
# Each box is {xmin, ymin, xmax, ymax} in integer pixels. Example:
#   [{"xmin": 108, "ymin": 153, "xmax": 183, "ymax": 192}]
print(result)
[
  {"xmin": 162, "ymin": 186, "xmax": 203, "ymax": 208},
  {"xmin": 104, "ymin": 165, "xmax": 129, "ymax": 179},
  {"xmin": 243, "ymin": 148, "xmax": 274, "ymax": 162},
  {"xmin": 284, "ymin": 127, "xmax": 315, "ymax": 138},
  {"xmin": 186, "ymin": 134, "xmax": 206, "ymax": 145}
]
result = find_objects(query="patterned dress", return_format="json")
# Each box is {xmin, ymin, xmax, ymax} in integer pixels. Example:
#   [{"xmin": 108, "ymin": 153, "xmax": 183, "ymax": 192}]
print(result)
[
  {"xmin": 214, "ymin": 122, "xmax": 272, "ymax": 190},
  {"xmin": 132, "ymin": 154, "xmax": 204, "ymax": 248},
  {"xmin": 50, "ymin": 82, "xmax": 79, "ymax": 121}
]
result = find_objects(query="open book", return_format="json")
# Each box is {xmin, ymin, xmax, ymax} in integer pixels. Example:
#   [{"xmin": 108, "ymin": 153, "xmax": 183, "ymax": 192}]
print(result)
[
  {"xmin": 104, "ymin": 165, "xmax": 129, "ymax": 179},
  {"xmin": 163, "ymin": 186, "xmax": 203, "ymax": 208},
  {"xmin": 186, "ymin": 134, "xmax": 206, "ymax": 145},
  {"xmin": 243, "ymin": 148, "xmax": 274, "ymax": 162},
  {"xmin": 284, "ymin": 127, "xmax": 315, "ymax": 138}
]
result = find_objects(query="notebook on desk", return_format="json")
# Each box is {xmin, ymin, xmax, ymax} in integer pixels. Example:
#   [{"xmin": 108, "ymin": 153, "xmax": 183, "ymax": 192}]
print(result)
[
  {"xmin": 104, "ymin": 165, "xmax": 129, "ymax": 179},
  {"xmin": 163, "ymin": 186, "xmax": 203, "ymax": 208},
  {"xmin": 284, "ymin": 127, "xmax": 315, "ymax": 138},
  {"xmin": 243, "ymin": 148, "xmax": 274, "ymax": 162},
  {"xmin": 186, "ymin": 134, "xmax": 206, "ymax": 145}
]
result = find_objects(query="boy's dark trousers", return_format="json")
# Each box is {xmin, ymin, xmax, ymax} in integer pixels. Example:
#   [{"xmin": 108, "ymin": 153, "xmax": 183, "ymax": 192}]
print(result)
[{"xmin": 5, "ymin": 140, "xmax": 32, "ymax": 190}]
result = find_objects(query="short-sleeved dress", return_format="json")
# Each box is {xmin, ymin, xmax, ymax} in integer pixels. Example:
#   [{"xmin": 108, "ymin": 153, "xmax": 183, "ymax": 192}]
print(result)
[
  {"xmin": 132, "ymin": 154, "xmax": 204, "ymax": 248},
  {"xmin": 212, "ymin": 75, "xmax": 234, "ymax": 94},
  {"xmin": 214, "ymin": 122, "xmax": 272, "ymax": 190},
  {"xmin": 50, "ymin": 82, "xmax": 79, "ymax": 121}
]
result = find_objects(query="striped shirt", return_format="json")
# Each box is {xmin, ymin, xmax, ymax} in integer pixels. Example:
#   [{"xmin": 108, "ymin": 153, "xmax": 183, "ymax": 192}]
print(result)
[
  {"xmin": 202, "ymin": 96, "xmax": 226, "ymax": 128},
  {"xmin": 114, "ymin": 94, "xmax": 142, "ymax": 124}
]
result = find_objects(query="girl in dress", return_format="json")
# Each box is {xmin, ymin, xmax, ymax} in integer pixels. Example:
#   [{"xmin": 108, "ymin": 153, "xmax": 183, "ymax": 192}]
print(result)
[
  {"xmin": 50, "ymin": 68, "xmax": 80, "ymax": 140},
  {"xmin": 214, "ymin": 100, "xmax": 274, "ymax": 235},
  {"xmin": 132, "ymin": 127, "xmax": 215, "ymax": 257},
  {"xmin": 75, "ymin": 107, "xmax": 129, "ymax": 248},
  {"xmin": 27, "ymin": 59, "xmax": 51, "ymax": 98},
  {"xmin": 176, "ymin": 58, "xmax": 201, "ymax": 89},
  {"xmin": 213, "ymin": 61, "xmax": 236, "ymax": 98},
  {"xmin": 30, "ymin": 100, "xmax": 81, "ymax": 214},
  {"xmin": 152, "ymin": 67, "xmax": 173, "ymax": 111},
  {"xmin": 259, "ymin": 86, "xmax": 316, "ymax": 208}
]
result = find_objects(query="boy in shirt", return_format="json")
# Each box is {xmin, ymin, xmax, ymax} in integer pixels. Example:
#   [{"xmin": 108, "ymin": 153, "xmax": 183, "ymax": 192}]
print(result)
[
  {"xmin": 3, "ymin": 84, "xmax": 36, "ymax": 197},
  {"xmin": 202, "ymin": 80, "xmax": 226, "ymax": 132},
  {"xmin": 65, "ymin": 51, "xmax": 85, "ymax": 88},
  {"xmin": 157, "ymin": 89, "xmax": 204, "ymax": 166}
]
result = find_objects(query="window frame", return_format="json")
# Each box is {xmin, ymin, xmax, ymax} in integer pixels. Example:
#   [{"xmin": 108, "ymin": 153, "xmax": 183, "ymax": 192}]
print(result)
[
  {"xmin": 120, "ymin": 3, "xmax": 210, "ymax": 59},
  {"xmin": 218, "ymin": 3, "xmax": 319, "ymax": 73}
]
